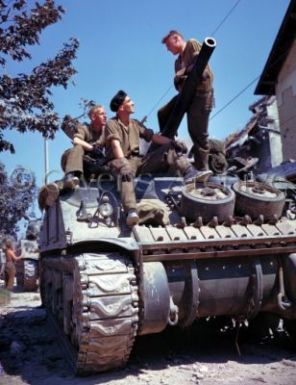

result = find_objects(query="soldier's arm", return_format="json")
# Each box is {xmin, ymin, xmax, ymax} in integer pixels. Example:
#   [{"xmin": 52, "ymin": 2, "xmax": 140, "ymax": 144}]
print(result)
[
  {"xmin": 72, "ymin": 123, "xmax": 94, "ymax": 151},
  {"xmin": 185, "ymin": 39, "xmax": 211, "ymax": 80},
  {"xmin": 8, "ymin": 249, "xmax": 23, "ymax": 261},
  {"xmin": 111, "ymin": 139, "xmax": 125, "ymax": 159},
  {"xmin": 188, "ymin": 39, "xmax": 202, "ymax": 58},
  {"xmin": 73, "ymin": 136, "xmax": 93, "ymax": 151},
  {"xmin": 183, "ymin": 39, "xmax": 202, "ymax": 72}
]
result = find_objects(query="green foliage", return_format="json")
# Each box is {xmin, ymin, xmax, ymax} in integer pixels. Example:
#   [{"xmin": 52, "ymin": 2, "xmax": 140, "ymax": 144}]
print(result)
[
  {"xmin": 0, "ymin": 0, "xmax": 79, "ymax": 152},
  {"xmin": 0, "ymin": 161, "xmax": 37, "ymax": 238}
]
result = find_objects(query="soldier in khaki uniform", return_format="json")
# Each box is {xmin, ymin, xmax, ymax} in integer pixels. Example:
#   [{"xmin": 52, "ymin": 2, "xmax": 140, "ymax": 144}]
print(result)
[
  {"xmin": 158, "ymin": 30, "xmax": 214, "ymax": 173},
  {"xmin": 105, "ymin": 90, "xmax": 204, "ymax": 226},
  {"xmin": 61, "ymin": 104, "xmax": 107, "ymax": 187},
  {"xmin": 38, "ymin": 105, "xmax": 107, "ymax": 210}
]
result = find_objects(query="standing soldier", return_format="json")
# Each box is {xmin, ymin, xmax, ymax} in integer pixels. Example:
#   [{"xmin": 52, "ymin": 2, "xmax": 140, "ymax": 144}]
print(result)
[
  {"xmin": 159, "ymin": 30, "xmax": 214, "ymax": 174},
  {"xmin": 3, "ymin": 239, "xmax": 23, "ymax": 290}
]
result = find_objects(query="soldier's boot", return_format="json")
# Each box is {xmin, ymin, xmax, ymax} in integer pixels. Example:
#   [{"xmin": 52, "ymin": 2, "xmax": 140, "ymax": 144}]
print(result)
[
  {"xmin": 183, "ymin": 166, "xmax": 213, "ymax": 184},
  {"xmin": 63, "ymin": 172, "xmax": 80, "ymax": 190},
  {"xmin": 194, "ymin": 147, "xmax": 211, "ymax": 171},
  {"xmin": 126, "ymin": 209, "xmax": 139, "ymax": 227}
]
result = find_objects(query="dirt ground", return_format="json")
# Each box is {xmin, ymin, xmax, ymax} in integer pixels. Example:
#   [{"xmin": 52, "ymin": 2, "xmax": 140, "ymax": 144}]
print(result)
[{"xmin": 0, "ymin": 288, "xmax": 296, "ymax": 385}]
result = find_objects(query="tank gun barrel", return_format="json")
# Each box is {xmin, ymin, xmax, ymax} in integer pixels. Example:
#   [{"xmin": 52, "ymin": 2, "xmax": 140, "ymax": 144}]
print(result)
[{"xmin": 161, "ymin": 37, "xmax": 217, "ymax": 138}]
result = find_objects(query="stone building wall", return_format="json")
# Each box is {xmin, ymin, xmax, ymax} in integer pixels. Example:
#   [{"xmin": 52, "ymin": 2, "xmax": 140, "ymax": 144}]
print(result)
[{"xmin": 276, "ymin": 41, "xmax": 296, "ymax": 161}]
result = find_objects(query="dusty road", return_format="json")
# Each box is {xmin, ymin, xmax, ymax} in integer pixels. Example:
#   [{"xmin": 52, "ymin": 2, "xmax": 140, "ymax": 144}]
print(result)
[{"xmin": 0, "ymin": 289, "xmax": 296, "ymax": 385}]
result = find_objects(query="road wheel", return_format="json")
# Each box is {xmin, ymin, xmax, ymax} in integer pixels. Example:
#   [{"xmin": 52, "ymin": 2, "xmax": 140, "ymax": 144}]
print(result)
[
  {"xmin": 232, "ymin": 180, "xmax": 285, "ymax": 221},
  {"xmin": 180, "ymin": 182, "xmax": 235, "ymax": 223}
]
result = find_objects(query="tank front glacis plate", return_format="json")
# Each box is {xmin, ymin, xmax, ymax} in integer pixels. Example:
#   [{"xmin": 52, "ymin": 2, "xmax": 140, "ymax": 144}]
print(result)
[
  {"xmin": 39, "ymin": 185, "xmax": 140, "ymax": 253},
  {"xmin": 60, "ymin": 199, "xmax": 123, "ymax": 242}
]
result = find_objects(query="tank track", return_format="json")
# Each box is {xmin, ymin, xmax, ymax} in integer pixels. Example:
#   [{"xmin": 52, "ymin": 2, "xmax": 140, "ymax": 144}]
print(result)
[{"xmin": 41, "ymin": 252, "xmax": 139, "ymax": 375}]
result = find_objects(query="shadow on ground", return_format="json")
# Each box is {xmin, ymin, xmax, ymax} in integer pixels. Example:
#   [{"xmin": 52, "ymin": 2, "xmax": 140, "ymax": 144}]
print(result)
[{"xmin": 0, "ymin": 305, "xmax": 295, "ymax": 385}]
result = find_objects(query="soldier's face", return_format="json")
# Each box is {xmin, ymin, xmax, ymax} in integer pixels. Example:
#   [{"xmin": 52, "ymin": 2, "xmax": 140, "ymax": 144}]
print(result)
[
  {"xmin": 165, "ymin": 35, "xmax": 181, "ymax": 55},
  {"xmin": 92, "ymin": 107, "xmax": 107, "ymax": 128},
  {"xmin": 121, "ymin": 96, "xmax": 135, "ymax": 114}
]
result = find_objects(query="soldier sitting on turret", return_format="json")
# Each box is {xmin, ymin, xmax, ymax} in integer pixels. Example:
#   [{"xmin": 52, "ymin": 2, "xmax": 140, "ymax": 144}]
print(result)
[
  {"xmin": 61, "ymin": 104, "xmax": 107, "ymax": 188},
  {"xmin": 39, "ymin": 105, "xmax": 107, "ymax": 209},
  {"xmin": 105, "ymin": 90, "xmax": 209, "ymax": 226}
]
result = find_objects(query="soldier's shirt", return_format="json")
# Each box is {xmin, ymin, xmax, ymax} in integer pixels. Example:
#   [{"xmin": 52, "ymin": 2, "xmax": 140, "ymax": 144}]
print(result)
[
  {"xmin": 105, "ymin": 117, "xmax": 154, "ymax": 160},
  {"xmin": 74, "ymin": 123, "xmax": 106, "ymax": 147},
  {"xmin": 174, "ymin": 38, "xmax": 214, "ymax": 93}
]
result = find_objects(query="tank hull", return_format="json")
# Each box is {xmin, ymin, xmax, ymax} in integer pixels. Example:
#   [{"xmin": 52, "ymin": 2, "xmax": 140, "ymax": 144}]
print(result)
[{"xmin": 39, "ymin": 178, "xmax": 296, "ymax": 374}]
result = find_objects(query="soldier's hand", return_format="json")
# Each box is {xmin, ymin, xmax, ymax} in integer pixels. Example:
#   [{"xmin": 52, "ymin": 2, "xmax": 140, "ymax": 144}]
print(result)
[
  {"xmin": 120, "ymin": 165, "xmax": 133, "ymax": 182},
  {"xmin": 118, "ymin": 159, "xmax": 133, "ymax": 182},
  {"xmin": 89, "ymin": 145, "xmax": 105, "ymax": 159},
  {"xmin": 92, "ymin": 142, "xmax": 102, "ymax": 149},
  {"xmin": 111, "ymin": 158, "xmax": 133, "ymax": 182}
]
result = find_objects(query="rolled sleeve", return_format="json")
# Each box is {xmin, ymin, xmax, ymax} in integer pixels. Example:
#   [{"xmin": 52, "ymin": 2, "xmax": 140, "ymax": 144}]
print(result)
[
  {"xmin": 105, "ymin": 123, "xmax": 120, "ymax": 144},
  {"xmin": 73, "ymin": 124, "xmax": 87, "ymax": 141},
  {"xmin": 106, "ymin": 133, "xmax": 121, "ymax": 144}
]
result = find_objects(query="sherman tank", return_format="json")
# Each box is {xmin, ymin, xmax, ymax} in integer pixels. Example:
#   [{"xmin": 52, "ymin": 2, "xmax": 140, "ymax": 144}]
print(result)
[
  {"xmin": 17, "ymin": 219, "xmax": 40, "ymax": 291},
  {"xmin": 39, "ymin": 38, "xmax": 296, "ymax": 375}
]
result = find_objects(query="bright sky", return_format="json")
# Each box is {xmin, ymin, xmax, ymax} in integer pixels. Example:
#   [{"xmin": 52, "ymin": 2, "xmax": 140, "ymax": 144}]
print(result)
[{"xmin": 0, "ymin": 0, "xmax": 291, "ymax": 194}]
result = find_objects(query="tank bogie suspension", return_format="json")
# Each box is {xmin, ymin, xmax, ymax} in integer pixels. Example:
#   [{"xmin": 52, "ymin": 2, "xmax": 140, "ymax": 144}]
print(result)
[{"xmin": 140, "ymin": 254, "xmax": 296, "ymax": 334}]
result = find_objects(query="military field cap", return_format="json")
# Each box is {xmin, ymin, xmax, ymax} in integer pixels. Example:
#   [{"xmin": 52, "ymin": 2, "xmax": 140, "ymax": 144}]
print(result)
[{"xmin": 110, "ymin": 90, "xmax": 127, "ymax": 112}]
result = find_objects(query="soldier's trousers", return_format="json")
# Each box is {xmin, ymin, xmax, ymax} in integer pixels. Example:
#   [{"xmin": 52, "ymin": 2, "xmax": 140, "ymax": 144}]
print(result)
[
  {"xmin": 108, "ymin": 143, "xmax": 191, "ymax": 212},
  {"xmin": 61, "ymin": 145, "xmax": 84, "ymax": 174},
  {"xmin": 158, "ymin": 90, "xmax": 214, "ymax": 171}
]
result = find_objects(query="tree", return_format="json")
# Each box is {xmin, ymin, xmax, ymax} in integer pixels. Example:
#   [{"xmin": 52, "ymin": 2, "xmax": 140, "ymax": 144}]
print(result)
[
  {"xmin": 0, "ymin": 0, "xmax": 79, "ymax": 153},
  {"xmin": 0, "ymin": 161, "xmax": 37, "ymax": 239}
]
